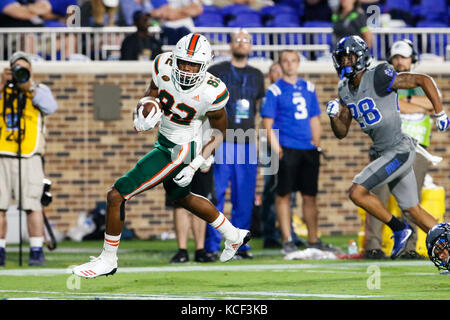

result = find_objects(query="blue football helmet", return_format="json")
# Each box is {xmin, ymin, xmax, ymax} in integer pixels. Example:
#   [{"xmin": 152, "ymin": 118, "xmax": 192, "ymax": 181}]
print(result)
[
  {"xmin": 426, "ymin": 222, "xmax": 450, "ymax": 271},
  {"xmin": 332, "ymin": 35, "xmax": 372, "ymax": 80}
]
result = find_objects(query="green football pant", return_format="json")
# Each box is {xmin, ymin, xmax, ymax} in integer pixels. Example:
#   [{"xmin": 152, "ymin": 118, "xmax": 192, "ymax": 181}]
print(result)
[{"xmin": 114, "ymin": 133, "xmax": 196, "ymax": 201}]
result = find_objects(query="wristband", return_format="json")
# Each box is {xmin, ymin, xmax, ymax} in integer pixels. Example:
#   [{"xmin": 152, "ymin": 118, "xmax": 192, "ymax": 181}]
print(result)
[
  {"xmin": 189, "ymin": 155, "xmax": 206, "ymax": 171},
  {"xmin": 433, "ymin": 110, "xmax": 446, "ymax": 118}
]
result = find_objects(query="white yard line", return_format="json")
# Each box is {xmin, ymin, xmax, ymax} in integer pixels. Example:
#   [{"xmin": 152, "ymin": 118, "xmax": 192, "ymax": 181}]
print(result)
[
  {"xmin": 0, "ymin": 261, "xmax": 432, "ymax": 277},
  {"xmin": 0, "ymin": 289, "xmax": 410, "ymax": 300}
]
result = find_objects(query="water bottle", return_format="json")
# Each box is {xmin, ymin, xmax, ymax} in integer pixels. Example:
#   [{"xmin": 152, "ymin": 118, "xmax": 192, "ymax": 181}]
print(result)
[{"xmin": 348, "ymin": 239, "xmax": 358, "ymax": 254}]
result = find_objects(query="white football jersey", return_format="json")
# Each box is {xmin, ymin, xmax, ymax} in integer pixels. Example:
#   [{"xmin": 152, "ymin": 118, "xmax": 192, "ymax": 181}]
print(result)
[{"xmin": 151, "ymin": 52, "xmax": 229, "ymax": 152}]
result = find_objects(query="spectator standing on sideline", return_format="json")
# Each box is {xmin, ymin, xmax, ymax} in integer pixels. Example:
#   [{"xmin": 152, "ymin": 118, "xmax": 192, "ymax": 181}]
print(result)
[
  {"xmin": 205, "ymin": 29, "xmax": 265, "ymax": 259},
  {"xmin": 120, "ymin": 10, "xmax": 163, "ymax": 61},
  {"xmin": 331, "ymin": 0, "xmax": 372, "ymax": 48},
  {"xmin": 260, "ymin": 62, "xmax": 307, "ymax": 249},
  {"xmin": 0, "ymin": 52, "xmax": 58, "ymax": 266},
  {"xmin": 364, "ymin": 40, "xmax": 435, "ymax": 260},
  {"xmin": 168, "ymin": 122, "xmax": 218, "ymax": 263},
  {"xmin": 262, "ymin": 50, "xmax": 326, "ymax": 255}
]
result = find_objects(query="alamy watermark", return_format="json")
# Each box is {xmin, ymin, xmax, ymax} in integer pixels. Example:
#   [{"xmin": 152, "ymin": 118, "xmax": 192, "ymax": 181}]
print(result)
[
  {"xmin": 171, "ymin": 128, "xmax": 280, "ymax": 176},
  {"xmin": 66, "ymin": 5, "xmax": 81, "ymax": 27},
  {"xmin": 66, "ymin": 265, "xmax": 81, "ymax": 290},
  {"xmin": 366, "ymin": 5, "xmax": 382, "ymax": 29},
  {"xmin": 366, "ymin": 264, "xmax": 381, "ymax": 290}
]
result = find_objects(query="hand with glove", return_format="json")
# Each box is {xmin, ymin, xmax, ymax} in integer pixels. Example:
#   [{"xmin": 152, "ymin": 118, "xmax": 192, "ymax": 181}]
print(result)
[
  {"xmin": 326, "ymin": 99, "xmax": 341, "ymax": 118},
  {"xmin": 173, "ymin": 154, "xmax": 211, "ymax": 187},
  {"xmin": 133, "ymin": 104, "xmax": 162, "ymax": 132},
  {"xmin": 199, "ymin": 155, "xmax": 214, "ymax": 172},
  {"xmin": 434, "ymin": 110, "xmax": 450, "ymax": 132}
]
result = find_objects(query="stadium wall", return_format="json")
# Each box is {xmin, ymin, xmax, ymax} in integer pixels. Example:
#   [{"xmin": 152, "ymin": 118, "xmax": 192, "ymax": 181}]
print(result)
[{"xmin": 2, "ymin": 61, "xmax": 448, "ymax": 239}]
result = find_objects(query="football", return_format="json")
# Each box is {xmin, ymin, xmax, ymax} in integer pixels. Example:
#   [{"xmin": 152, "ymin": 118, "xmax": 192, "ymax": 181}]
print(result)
[{"xmin": 136, "ymin": 96, "xmax": 162, "ymax": 118}]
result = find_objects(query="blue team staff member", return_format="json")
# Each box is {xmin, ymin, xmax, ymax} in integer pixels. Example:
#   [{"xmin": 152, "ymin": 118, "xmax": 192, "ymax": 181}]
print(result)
[
  {"xmin": 327, "ymin": 35, "xmax": 449, "ymax": 259},
  {"xmin": 262, "ymin": 49, "xmax": 327, "ymax": 255},
  {"xmin": 205, "ymin": 29, "xmax": 265, "ymax": 259}
]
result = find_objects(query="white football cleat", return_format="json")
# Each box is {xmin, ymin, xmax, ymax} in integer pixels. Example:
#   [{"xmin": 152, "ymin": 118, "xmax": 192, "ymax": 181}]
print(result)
[
  {"xmin": 72, "ymin": 255, "xmax": 117, "ymax": 279},
  {"xmin": 220, "ymin": 229, "xmax": 251, "ymax": 262}
]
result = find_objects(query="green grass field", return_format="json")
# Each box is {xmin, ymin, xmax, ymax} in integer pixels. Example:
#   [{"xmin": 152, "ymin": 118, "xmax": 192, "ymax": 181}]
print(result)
[{"xmin": 0, "ymin": 235, "xmax": 449, "ymax": 301}]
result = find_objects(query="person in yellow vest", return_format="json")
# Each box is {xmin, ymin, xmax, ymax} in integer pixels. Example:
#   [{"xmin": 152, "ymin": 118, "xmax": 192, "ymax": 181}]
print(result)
[
  {"xmin": 0, "ymin": 51, "xmax": 58, "ymax": 266},
  {"xmin": 364, "ymin": 40, "xmax": 435, "ymax": 260}
]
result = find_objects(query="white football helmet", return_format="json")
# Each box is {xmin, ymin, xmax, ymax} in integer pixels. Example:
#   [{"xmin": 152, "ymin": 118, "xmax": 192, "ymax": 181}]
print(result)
[{"xmin": 172, "ymin": 33, "xmax": 213, "ymax": 91}]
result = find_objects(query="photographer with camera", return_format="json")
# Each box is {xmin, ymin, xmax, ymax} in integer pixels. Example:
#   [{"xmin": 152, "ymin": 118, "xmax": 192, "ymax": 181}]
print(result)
[{"xmin": 0, "ymin": 51, "xmax": 58, "ymax": 266}]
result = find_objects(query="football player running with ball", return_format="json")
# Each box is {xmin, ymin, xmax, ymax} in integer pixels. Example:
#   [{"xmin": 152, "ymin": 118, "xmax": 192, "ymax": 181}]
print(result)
[
  {"xmin": 327, "ymin": 35, "xmax": 449, "ymax": 259},
  {"xmin": 73, "ymin": 33, "xmax": 251, "ymax": 278}
]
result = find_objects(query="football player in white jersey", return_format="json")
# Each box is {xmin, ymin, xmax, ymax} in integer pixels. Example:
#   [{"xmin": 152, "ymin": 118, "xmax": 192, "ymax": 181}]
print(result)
[{"xmin": 73, "ymin": 33, "xmax": 251, "ymax": 278}]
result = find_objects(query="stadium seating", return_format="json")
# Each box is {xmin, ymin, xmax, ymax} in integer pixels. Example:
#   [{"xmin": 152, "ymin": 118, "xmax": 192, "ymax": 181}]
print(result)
[
  {"xmin": 195, "ymin": 12, "xmax": 224, "ymax": 27},
  {"xmin": 385, "ymin": 0, "xmax": 411, "ymax": 11},
  {"xmin": 222, "ymin": 4, "xmax": 263, "ymax": 28},
  {"xmin": 417, "ymin": 0, "xmax": 447, "ymax": 24}
]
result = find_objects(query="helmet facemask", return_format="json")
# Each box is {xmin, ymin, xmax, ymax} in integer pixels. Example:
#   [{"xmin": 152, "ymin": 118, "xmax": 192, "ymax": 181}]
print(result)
[
  {"xmin": 430, "ymin": 238, "xmax": 450, "ymax": 270},
  {"xmin": 333, "ymin": 51, "xmax": 358, "ymax": 80},
  {"xmin": 172, "ymin": 57, "xmax": 207, "ymax": 90},
  {"xmin": 427, "ymin": 223, "xmax": 450, "ymax": 271}
]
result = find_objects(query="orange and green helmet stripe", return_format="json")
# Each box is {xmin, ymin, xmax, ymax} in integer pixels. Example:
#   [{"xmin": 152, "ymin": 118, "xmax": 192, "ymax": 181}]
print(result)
[
  {"xmin": 186, "ymin": 34, "xmax": 201, "ymax": 56},
  {"xmin": 154, "ymin": 54, "xmax": 161, "ymax": 75}
]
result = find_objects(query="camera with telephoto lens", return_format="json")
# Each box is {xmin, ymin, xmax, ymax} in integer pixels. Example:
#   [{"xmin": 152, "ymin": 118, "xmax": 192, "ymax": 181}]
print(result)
[
  {"xmin": 10, "ymin": 65, "xmax": 31, "ymax": 84},
  {"xmin": 40, "ymin": 178, "xmax": 52, "ymax": 207}
]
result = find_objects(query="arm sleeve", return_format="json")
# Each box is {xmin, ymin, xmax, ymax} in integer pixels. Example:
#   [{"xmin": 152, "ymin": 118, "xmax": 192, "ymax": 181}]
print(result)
[
  {"xmin": 32, "ymin": 84, "xmax": 58, "ymax": 115},
  {"xmin": 261, "ymin": 88, "xmax": 277, "ymax": 119},
  {"xmin": 374, "ymin": 62, "xmax": 397, "ymax": 97}
]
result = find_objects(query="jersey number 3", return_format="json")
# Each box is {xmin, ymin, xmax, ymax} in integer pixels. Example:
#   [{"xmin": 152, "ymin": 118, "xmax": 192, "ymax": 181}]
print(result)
[
  {"xmin": 347, "ymin": 98, "xmax": 382, "ymax": 128},
  {"xmin": 159, "ymin": 90, "xmax": 197, "ymax": 126}
]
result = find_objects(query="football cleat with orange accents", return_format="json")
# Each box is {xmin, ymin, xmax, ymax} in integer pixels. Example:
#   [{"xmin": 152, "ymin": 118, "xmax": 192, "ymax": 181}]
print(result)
[
  {"xmin": 220, "ymin": 229, "xmax": 251, "ymax": 262},
  {"xmin": 72, "ymin": 254, "xmax": 117, "ymax": 279}
]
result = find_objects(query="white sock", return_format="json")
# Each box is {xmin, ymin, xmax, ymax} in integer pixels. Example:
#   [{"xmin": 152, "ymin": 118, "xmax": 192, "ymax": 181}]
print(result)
[
  {"xmin": 209, "ymin": 212, "xmax": 238, "ymax": 242},
  {"xmin": 102, "ymin": 233, "xmax": 121, "ymax": 260},
  {"xmin": 0, "ymin": 239, "xmax": 5, "ymax": 248},
  {"xmin": 29, "ymin": 237, "xmax": 44, "ymax": 248}
]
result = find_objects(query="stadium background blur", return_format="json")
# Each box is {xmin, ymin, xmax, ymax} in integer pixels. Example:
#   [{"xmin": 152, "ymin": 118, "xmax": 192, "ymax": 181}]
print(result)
[{"xmin": 1, "ymin": 0, "xmax": 449, "ymax": 241}]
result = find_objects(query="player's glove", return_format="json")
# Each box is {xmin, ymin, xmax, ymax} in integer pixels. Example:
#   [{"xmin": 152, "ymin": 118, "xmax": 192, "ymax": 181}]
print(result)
[
  {"xmin": 133, "ymin": 105, "xmax": 162, "ymax": 132},
  {"xmin": 173, "ymin": 155, "xmax": 206, "ymax": 187},
  {"xmin": 435, "ymin": 111, "xmax": 450, "ymax": 132},
  {"xmin": 326, "ymin": 99, "xmax": 340, "ymax": 118},
  {"xmin": 199, "ymin": 155, "xmax": 214, "ymax": 171}
]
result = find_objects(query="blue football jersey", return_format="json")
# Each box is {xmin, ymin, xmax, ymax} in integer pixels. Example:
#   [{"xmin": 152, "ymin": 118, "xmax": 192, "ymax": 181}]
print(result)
[{"xmin": 261, "ymin": 78, "xmax": 321, "ymax": 150}]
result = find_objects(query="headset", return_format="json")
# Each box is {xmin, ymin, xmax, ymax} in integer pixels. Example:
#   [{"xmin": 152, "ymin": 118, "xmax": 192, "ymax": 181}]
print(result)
[{"xmin": 387, "ymin": 39, "xmax": 418, "ymax": 64}]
